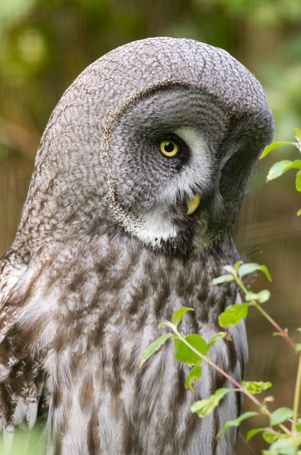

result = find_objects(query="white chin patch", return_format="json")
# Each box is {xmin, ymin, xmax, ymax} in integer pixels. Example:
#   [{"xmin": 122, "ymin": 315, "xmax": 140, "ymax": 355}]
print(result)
[{"xmin": 134, "ymin": 207, "xmax": 178, "ymax": 249}]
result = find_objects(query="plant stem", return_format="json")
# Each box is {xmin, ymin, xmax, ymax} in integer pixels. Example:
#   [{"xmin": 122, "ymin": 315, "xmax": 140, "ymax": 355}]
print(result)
[
  {"xmin": 175, "ymin": 329, "xmax": 292, "ymax": 436},
  {"xmin": 292, "ymin": 353, "xmax": 301, "ymax": 434},
  {"xmin": 237, "ymin": 276, "xmax": 296, "ymax": 349},
  {"xmin": 176, "ymin": 331, "xmax": 266, "ymax": 411},
  {"xmin": 253, "ymin": 302, "xmax": 296, "ymax": 350}
]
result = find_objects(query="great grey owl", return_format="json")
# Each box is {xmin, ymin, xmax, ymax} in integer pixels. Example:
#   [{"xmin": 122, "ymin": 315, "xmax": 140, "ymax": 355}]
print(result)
[{"xmin": 0, "ymin": 37, "xmax": 273, "ymax": 454}]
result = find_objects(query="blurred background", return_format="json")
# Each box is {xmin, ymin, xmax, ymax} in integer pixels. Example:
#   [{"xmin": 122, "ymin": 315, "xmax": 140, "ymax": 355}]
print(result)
[{"xmin": 0, "ymin": 0, "xmax": 300, "ymax": 453}]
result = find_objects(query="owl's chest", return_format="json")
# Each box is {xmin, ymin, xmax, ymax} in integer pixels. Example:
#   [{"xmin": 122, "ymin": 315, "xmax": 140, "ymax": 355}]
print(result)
[{"xmin": 47, "ymin": 253, "xmax": 241, "ymax": 455}]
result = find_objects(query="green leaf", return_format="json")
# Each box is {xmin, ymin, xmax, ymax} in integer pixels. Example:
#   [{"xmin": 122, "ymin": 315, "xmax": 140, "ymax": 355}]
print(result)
[
  {"xmin": 223, "ymin": 265, "xmax": 236, "ymax": 275},
  {"xmin": 270, "ymin": 407, "xmax": 294, "ymax": 426},
  {"xmin": 296, "ymin": 170, "xmax": 301, "ymax": 192},
  {"xmin": 172, "ymin": 307, "xmax": 194, "ymax": 327},
  {"xmin": 219, "ymin": 304, "xmax": 249, "ymax": 328},
  {"xmin": 212, "ymin": 274, "xmax": 234, "ymax": 285},
  {"xmin": 295, "ymin": 343, "xmax": 301, "ymax": 353},
  {"xmin": 238, "ymin": 263, "xmax": 272, "ymax": 281},
  {"xmin": 207, "ymin": 332, "xmax": 229, "ymax": 348},
  {"xmin": 191, "ymin": 388, "xmax": 231, "ymax": 417},
  {"xmin": 241, "ymin": 381, "xmax": 272, "ymax": 394},
  {"xmin": 246, "ymin": 427, "xmax": 265, "ymax": 441},
  {"xmin": 217, "ymin": 411, "xmax": 258, "ymax": 438},
  {"xmin": 267, "ymin": 159, "xmax": 301, "ymax": 181},
  {"xmin": 140, "ymin": 333, "xmax": 174, "ymax": 366},
  {"xmin": 266, "ymin": 160, "xmax": 292, "ymax": 180},
  {"xmin": 174, "ymin": 334, "xmax": 208, "ymax": 366},
  {"xmin": 245, "ymin": 290, "xmax": 271, "ymax": 303},
  {"xmin": 294, "ymin": 128, "xmax": 301, "ymax": 150},
  {"xmin": 234, "ymin": 260, "xmax": 243, "ymax": 272},
  {"xmin": 297, "ymin": 209, "xmax": 301, "ymax": 216},
  {"xmin": 158, "ymin": 321, "xmax": 176, "ymax": 331},
  {"xmin": 268, "ymin": 438, "xmax": 298, "ymax": 455},
  {"xmin": 262, "ymin": 430, "xmax": 279, "ymax": 444},
  {"xmin": 185, "ymin": 366, "xmax": 202, "ymax": 392},
  {"xmin": 260, "ymin": 142, "xmax": 294, "ymax": 159}
]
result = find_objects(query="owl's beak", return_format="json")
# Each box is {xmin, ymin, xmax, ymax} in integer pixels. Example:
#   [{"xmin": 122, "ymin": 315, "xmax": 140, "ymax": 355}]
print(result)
[{"xmin": 186, "ymin": 193, "xmax": 201, "ymax": 215}]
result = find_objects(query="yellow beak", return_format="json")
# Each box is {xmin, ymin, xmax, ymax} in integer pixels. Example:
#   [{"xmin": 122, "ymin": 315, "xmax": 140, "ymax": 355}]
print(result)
[{"xmin": 186, "ymin": 193, "xmax": 201, "ymax": 215}]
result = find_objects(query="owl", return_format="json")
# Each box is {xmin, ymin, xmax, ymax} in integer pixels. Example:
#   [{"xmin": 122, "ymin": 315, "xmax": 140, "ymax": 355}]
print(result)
[{"xmin": 0, "ymin": 38, "xmax": 273, "ymax": 454}]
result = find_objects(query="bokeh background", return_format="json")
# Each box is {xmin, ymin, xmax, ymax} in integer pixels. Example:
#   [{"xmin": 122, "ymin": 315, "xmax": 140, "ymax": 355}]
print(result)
[{"xmin": 0, "ymin": 1, "xmax": 300, "ymax": 453}]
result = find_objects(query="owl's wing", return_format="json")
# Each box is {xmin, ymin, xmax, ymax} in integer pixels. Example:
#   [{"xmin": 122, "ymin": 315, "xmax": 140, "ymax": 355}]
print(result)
[
  {"xmin": 0, "ymin": 252, "xmax": 49, "ymax": 445},
  {"xmin": 0, "ymin": 237, "xmax": 102, "ymax": 441}
]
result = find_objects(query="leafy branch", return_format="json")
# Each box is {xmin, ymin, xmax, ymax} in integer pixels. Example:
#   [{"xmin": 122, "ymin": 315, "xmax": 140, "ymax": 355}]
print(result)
[
  {"xmin": 260, "ymin": 127, "xmax": 301, "ymax": 216},
  {"xmin": 141, "ymin": 261, "xmax": 301, "ymax": 454}
]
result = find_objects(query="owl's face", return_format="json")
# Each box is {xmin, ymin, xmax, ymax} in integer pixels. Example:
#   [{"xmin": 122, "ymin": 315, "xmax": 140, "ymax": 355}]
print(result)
[{"xmin": 107, "ymin": 85, "xmax": 264, "ymax": 255}]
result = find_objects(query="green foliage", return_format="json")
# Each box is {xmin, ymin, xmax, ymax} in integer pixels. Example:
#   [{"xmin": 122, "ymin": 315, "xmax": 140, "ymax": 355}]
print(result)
[
  {"xmin": 185, "ymin": 366, "xmax": 202, "ymax": 393},
  {"xmin": 262, "ymin": 128, "xmax": 301, "ymax": 215},
  {"xmin": 174, "ymin": 334, "xmax": 207, "ymax": 366},
  {"xmin": 217, "ymin": 411, "xmax": 258, "ymax": 438},
  {"xmin": 245, "ymin": 290, "xmax": 271, "ymax": 303},
  {"xmin": 219, "ymin": 303, "xmax": 249, "ymax": 328},
  {"xmin": 238, "ymin": 263, "xmax": 272, "ymax": 281},
  {"xmin": 191, "ymin": 388, "xmax": 231, "ymax": 418},
  {"xmin": 270, "ymin": 408, "xmax": 294, "ymax": 427},
  {"xmin": 140, "ymin": 333, "xmax": 174, "ymax": 366},
  {"xmin": 0, "ymin": 422, "xmax": 44, "ymax": 455},
  {"xmin": 172, "ymin": 307, "xmax": 194, "ymax": 327},
  {"xmin": 241, "ymin": 381, "xmax": 272, "ymax": 394}
]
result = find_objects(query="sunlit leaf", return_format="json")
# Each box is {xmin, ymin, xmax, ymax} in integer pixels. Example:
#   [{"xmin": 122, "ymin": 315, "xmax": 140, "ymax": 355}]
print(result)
[
  {"xmin": 207, "ymin": 332, "xmax": 229, "ymax": 348},
  {"xmin": 223, "ymin": 265, "xmax": 236, "ymax": 275},
  {"xmin": 267, "ymin": 438, "xmax": 298, "ymax": 455},
  {"xmin": 245, "ymin": 290, "xmax": 271, "ymax": 303},
  {"xmin": 185, "ymin": 366, "xmax": 202, "ymax": 392},
  {"xmin": 191, "ymin": 388, "xmax": 231, "ymax": 417},
  {"xmin": 238, "ymin": 263, "xmax": 272, "ymax": 281},
  {"xmin": 172, "ymin": 307, "xmax": 194, "ymax": 327},
  {"xmin": 242, "ymin": 381, "xmax": 272, "ymax": 394},
  {"xmin": 294, "ymin": 128, "xmax": 301, "ymax": 150},
  {"xmin": 174, "ymin": 334, "xmax": 208, "ymax": 366},
  {"xmin": 270, "ymin": 407, "xmax": 294, "ymax": 426},
  {"xmin": 158, "ymin": 321, "xmax": 176, "ymax": 331},
  {"xmin": 219, "ymin": 304, "xmax": 249, "ymax": 328},
  {"xmin": 297, "ymin": 209, "xmax": 301, "ymax": 216},
  {"xmin": 217, "ymin": 411, "xmax": 258, "ymax": 438},
  {"xmin": 212, "ymin": 274, "xmax": 234, "ymax": 285},
  {"xmin": 260, "ymin": 142, "xmax": 294, "ymax": 159},
  {"xmin": 267, "ymin": 159, "xmax": 301, "ymax": 181},
  {"xmin": 246, "ymin": 428, "xmax": 265, "ymax": 441},
  {"xmin": 140, "ymin": 333, "xmax": 174, "ymax": 366},
  {"xmin": 234, "ymin": 260, "xmax": 243, "ymax": 272},
  {"xmin": 262, "ymin": 430, "xmax": 278, "ymax": 444}
]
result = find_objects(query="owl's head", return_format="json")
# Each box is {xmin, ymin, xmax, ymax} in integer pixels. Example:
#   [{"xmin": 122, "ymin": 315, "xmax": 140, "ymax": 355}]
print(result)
[{"xmin": 15, "ymin": 38, "xmax": 274, "ymax": 257}]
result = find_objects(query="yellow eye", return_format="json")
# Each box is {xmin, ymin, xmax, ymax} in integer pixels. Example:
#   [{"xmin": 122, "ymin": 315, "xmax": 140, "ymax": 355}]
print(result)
[{"xmin": 160, "ymin": 140, "xmax": 180, "ymax": 157}]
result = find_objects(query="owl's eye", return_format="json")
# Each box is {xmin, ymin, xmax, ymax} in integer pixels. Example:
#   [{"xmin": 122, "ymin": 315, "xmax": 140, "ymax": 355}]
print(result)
[{"xmin": 160, "ymin": 140, "xmax": 180, "ymax": 157}]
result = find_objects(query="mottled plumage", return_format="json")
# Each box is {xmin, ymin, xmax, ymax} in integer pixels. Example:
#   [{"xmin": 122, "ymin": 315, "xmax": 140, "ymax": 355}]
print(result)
[{"xmin": 0, "ymin": 38, "xmax": 273, "ymax": 454}]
